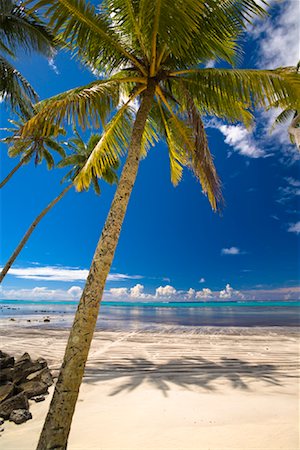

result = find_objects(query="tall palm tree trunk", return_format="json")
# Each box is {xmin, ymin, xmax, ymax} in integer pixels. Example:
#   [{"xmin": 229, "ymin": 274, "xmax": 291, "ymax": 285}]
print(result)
[
  {"xmin": 0, "ymin": 183, "xmax": 72, "ymax": 283},
  {"xmin": 36, "ymin": 83, "xmax": 156, "ymax": 450},
  {"xmin": 0, "ymin": 159, "xmax": 24, "ymax": 189}
]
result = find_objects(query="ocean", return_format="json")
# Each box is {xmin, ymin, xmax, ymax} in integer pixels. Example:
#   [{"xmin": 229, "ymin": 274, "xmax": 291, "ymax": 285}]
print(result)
[{"xmin": 0, "ymin": 299, "xmax": 299, "ymax": 330}]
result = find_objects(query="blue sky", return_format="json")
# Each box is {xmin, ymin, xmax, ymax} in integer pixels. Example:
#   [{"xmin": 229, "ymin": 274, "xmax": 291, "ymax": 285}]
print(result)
[{"xmin": 0, "ymin": 0, "xmax": 299, "ymax": 302}]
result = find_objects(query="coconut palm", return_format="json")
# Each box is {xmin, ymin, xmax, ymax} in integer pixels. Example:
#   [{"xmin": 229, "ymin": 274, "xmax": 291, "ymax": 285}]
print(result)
[
  {"xmin": 0, "ymin": 110, "xmax": 66, "ymax": 188},
  {"xmin": 0, "ymin": 0, "xmax": 56, "ymax": 114},
  {"xmin": 20, "ymin": 1, "xmax": 300, "ymax": 448},
  {"xmin": 0, "ymin": 130, "xmax": 119, "ymax": 283}
]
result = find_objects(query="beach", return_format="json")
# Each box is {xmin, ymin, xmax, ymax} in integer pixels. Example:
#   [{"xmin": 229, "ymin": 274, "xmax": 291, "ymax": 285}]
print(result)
[{"xmin": 0, "ymin": 320, "xmax": 299, "ymax": 450}]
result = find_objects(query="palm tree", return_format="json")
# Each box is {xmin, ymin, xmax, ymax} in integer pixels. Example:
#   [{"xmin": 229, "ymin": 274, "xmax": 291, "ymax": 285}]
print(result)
[
  {"xmin": 0, "ymin": 110, "xmax": 66, "ymax": 188},
  {"xmin": 0, "ymin": 130, "xmax": 119, "ymax": 283},
  {"xmin": 0, "ymin": 0, "xmax": 56, "ymax": 114},
  {"xmin": 20, "ymin": 1, "xmax": 299, "ymax": 448}
]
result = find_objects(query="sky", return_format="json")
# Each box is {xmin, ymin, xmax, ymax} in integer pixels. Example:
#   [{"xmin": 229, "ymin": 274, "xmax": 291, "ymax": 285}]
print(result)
[{"xmin": 0, "ymin": 0, "xmax": 299, "ymax": 302}]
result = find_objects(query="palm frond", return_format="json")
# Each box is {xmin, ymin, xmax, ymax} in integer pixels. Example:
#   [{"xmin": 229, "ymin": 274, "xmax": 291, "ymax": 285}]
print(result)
[
  {"xmin": 21, "ymin": 79, "xmax": 122, "ymax": 137},
  {"xmin": 0, "ymin": 0, "xmax": 56, "ymax": 57},
  {"xmin": 103, "ymin": 0, "xmax": 147, "ymax": 58},
  {"xmin": 140, "ymin": 115, "xmax": 159, "ymax": 158},
  {"xmin": 157, "ymin": 86, "xmax": 221, "ymax": 210},
  {"xmin": 0, "ymin": 55, "xmax": 37, "ymax": 115},
  {"xmin": 170, "ymin": 68, "xmax": 300, "ymax": 118},
  {"xmin": 75, "ymin": 87, "xmax": 146, "ymax": 191},
  {"xmin": 27, "ymin": 0, "xmax": 146, "ymax": 74},
  {"xmin": 157, "ymin": 100, "xmax": 186, "ymax": 185}
]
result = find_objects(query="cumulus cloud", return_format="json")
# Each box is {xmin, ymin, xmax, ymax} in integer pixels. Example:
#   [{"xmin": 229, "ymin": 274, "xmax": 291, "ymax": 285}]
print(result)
[
  {"xmin": 1, "ymin": 282, "xmax": 299, "ymax": 303},
  {"xmin": 287, "ymin": 222, "xmax": 300, "ymax": 234},
  {"xmin": 221, "ymin": 247, "xmax": 242, "ymax": 255},
  {"xmin": 3, "ymin": 266, "xmax": 142, "ymax": 283},
  {"xmin": 155, "ymin": 285, "xmax": 177, "ymax": 297},
  {"xmin": 251, "ymin": 0, "xmax": 299, "ymax": 68},
  {"xmin": 219, "ymin": 284, "xmax": 244, "ymax": 299},
  {"xmin": 109, "ymin": 287, "xmax": 129, "ymax": 298},
  {"xmin": 199, "ymin": 278, "xmax": 205, "ymax": 283},
  {"xmin": 195, "ymin": 288, "xmax": 213, "ymax": 299},
  {"xmin": 0, "ymin": 285, "xmax": 83, "ymax": 301},
  {"xmin": 129, "ymin": 284, "xmax": 146, "ymax": 298}
]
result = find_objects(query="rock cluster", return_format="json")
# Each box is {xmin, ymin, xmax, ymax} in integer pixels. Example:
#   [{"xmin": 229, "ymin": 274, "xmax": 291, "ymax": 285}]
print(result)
[{"xmin": 0, "ymin": 350, "xmax": 53, "ymax": 427}]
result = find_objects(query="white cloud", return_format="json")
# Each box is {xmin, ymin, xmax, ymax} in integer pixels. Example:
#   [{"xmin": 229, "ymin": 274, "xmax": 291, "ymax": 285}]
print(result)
[
  {"xmin": 221, "ymin": 247, "xmax": 242, "ymax": 255},
  {"xmin": 186, "ymin": 288, "xmax": 196, "ymax": 299},
  {"xmin": 199, "ymin": 277, "xmax": 205, "ymax": 283},
  {"xmin": 219, "ymin": 284, "xmax": 244, "ymax": 299},
  {"xmin": 204, "ymin": 59, "xmax": 215, "ymax": 68},
  {"xmin": 108, "ymin": 284, "xmax": 150, "ymax": 300},
  {"xmin": 109, "ymin": 287, "xmax": 129, "ymax": 298},
  {"xmin": 3, "ymin": 266, "xmax": 142, "ymax": 283},
  {"xmin": 195, "ymin": 288, "xmax": 213, "ymax": 299},
  {"xmin": 1, "ymin": 282, "xmax": 299, "ymax": 303},
  {"xmin": 277, "ymin": 178, "xmax": 300, "ymax": 204},
  {"xmin": 48, "ymin": 58, "xmax": 59, "ymax": 74},
  {"xmin": 0, "ymin": 285, "xmax": 82, "ymax": 301},
  {"xmin": 251, "ymin": 0, "xmax": 300, "ymax": 68},
  {"xmin": 218, "ymin": 124, "xmax": 265, "ymax": 158},
  {"xmin": 129, "ymin": 284, "xmax": 145, "ymax": 298},
  {"xmin": 67, "ymin": 286, "xmax": 83, "ymax": 298},
  {"xmin": 287, "ymin": 222, "xmax": 300, "ymax": 234},
  {"xmin": 155, "ymin": 285, "xmax": 177, "ymax": 297}
]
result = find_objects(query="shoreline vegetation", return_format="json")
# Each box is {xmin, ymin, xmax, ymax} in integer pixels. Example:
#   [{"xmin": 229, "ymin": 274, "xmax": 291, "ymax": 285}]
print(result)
[{"xmin": 0, "ymin": 322, "xmax": 299, "ymax": 450}]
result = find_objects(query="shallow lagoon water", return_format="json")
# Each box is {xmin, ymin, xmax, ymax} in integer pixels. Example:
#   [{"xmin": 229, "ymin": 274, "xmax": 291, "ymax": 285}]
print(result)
[{"xmin": 0, "ymin": 299, "xmax": 299, "ymax": 329}]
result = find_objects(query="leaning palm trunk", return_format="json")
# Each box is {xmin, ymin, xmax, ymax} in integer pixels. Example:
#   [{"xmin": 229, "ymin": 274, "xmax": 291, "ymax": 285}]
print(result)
[
  {"xmin": 36, "ymin": 85, "xmax": 155, "ymax": 450},
  {"xmin": 0, "ymin": 184, "xmax": 72, "ymax": 283},
  {"xmin": 0, "ymin": 159, "xmax": 24, "ymax": 189}
]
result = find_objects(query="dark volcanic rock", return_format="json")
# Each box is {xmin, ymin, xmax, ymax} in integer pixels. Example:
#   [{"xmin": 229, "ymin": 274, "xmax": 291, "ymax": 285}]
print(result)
[
  {"xmin": 9, "ymin": 409, "xmax": 32, "ymax": 424},
  {"xmin": 26, "ymin": 367, "xmax": 53, "ymax": 387},
  {"xmin": 0, "ymin": 356, "xmax": 14, "ymax": 369},
  {"xmin": 0, "ymin": 383, "xmax": 15, "ymax": 403},
  {"xmin": 0, "ymin": 351, "xmax": 9, "ymax": 359},
  {"xmin": 19, "ymin": 381, "xmax": 48, "ymax": 399},
  {"xmin": 13, "ymin": 355, "xmax": 45, "ymax": 384},
  {"xmin": 43, "ymin": 318, "xmax": 50, "ymax": 322},
  {"xmin": 36, "ymin": 358, "xmax": 47, "ymax": 368},
  {"xmin": 0, "ymin": 367, "xmax": 14, "ymax": 383},
  {"xmin": 0, "ymin": 393, "xmax": 29, "ymax": 419}
]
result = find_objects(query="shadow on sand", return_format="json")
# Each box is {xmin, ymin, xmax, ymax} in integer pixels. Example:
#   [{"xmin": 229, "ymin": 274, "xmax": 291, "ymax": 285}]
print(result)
[{"xmin": 82, "ymin": 356, "xmax": 288, "ymax": 397}]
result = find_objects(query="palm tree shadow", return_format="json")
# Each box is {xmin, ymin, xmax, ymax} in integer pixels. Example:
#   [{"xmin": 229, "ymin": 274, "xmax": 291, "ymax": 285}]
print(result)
[{"xmin": 83, "ymin": 356, "xmax": 286, "ymax": 397}]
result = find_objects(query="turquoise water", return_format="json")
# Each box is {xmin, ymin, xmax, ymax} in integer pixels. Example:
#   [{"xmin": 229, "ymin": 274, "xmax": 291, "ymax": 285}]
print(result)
[
  {"xmin": 1, "ymin": 299, "xmax": 300, "ymax": 308},
  {"xmin": 0, "ymin": 299, "xmax": 299, "ymax": 329}
]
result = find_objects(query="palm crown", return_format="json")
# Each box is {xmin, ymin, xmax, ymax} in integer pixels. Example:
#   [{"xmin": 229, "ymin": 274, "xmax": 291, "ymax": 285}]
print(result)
[
  {"xmin": 58, "ymin": 129, "xmax": 119, "ymax": 194},
  {"xmin": 21, "ymin": 0, "xmax": 300, "ymax": 210},
  {"xmin": 1, "ymin": 110, "xmax": 66, "ymax": 168}
]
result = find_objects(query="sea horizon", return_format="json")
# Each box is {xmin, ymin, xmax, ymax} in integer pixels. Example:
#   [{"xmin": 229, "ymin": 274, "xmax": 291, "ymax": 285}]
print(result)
[{"xmin": 1, "ymin": 298, "xmax": 299, "ymax": 329}]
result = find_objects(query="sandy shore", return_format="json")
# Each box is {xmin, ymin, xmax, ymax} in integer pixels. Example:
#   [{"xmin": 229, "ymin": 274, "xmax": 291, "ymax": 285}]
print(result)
[{"xmin": 0, "ymin": 323, "xmax": 299, "ymax": 450}]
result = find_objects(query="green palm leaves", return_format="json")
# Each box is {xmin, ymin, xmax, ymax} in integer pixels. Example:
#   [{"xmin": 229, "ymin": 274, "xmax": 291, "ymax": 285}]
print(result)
[
  {"xmin": 58, "ymin": 129, "xmax": 119, "ymax": 194},
  {"xmin": 0, "ymin": 0, "xmax": 55, "ymax": 114},
  {"xmin": 21, "ymin": 0, "xmax": 300, "ymax": 211}
]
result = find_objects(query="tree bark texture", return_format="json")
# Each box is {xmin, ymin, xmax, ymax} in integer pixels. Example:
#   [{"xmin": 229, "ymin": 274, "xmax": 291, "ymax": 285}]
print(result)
[
  {"xmin": 0, "ymin": 159, "xmax": 24, "ymax": 189},
  {"xmin": 0, "ymin": 184, "xmax": 72, "ymax": 283},
  {"xmin": 36, "ymin": 84, "xmax": 156, "ymax": 450}
]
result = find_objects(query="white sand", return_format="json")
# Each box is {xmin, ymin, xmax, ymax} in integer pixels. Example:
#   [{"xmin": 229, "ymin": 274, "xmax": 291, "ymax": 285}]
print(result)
[{"xmin": 0, "ymin": 324, "xmax": 299, "ymax": 450}]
